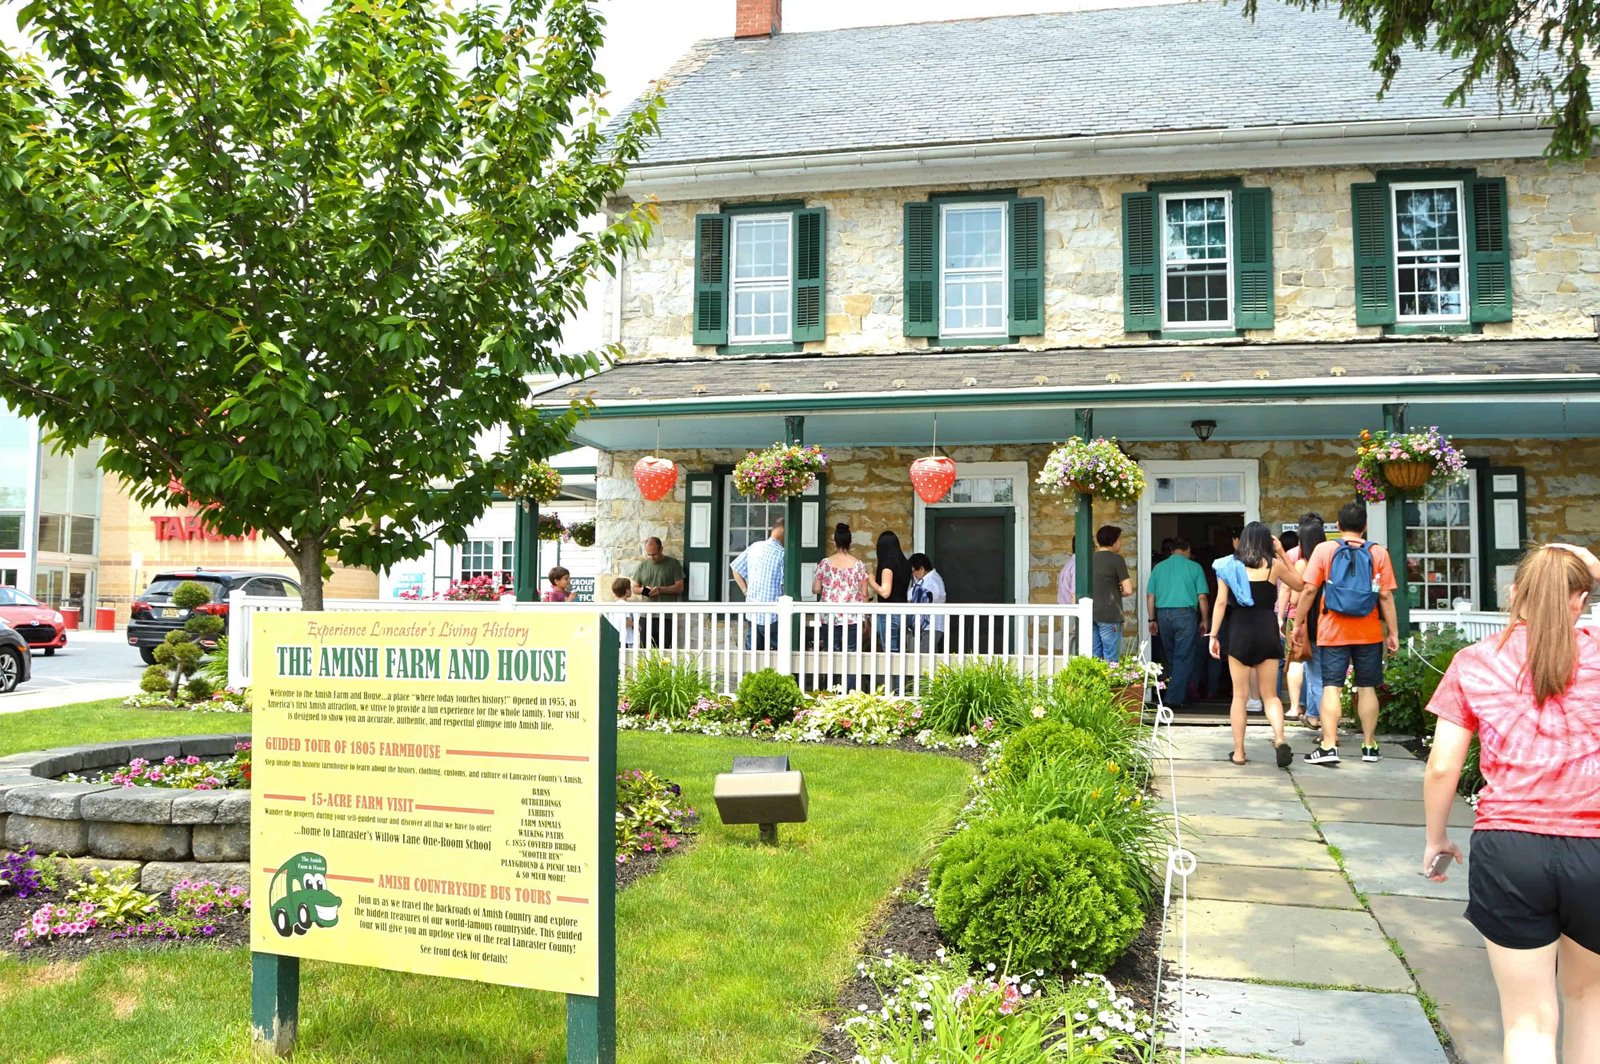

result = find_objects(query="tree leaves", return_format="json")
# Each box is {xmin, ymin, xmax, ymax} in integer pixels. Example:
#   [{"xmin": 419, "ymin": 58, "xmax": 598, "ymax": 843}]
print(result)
[{"xmin": 0, "ymin": 0, "xmax": 662, "ymax": 605}]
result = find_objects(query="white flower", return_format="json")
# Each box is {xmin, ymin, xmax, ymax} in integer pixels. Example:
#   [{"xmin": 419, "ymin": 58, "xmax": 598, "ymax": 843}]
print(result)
[
  {"xmin": 922, "ymin": 1019, "xmax": 934, "ymax": 1031},
  {"xmin": 986, "ymin": 962, "xmax": 996, "ymax": 972}
]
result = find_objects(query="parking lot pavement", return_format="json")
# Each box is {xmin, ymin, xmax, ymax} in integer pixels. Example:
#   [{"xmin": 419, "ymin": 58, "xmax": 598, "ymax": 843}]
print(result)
[{"xmin": 1, "ymin": 628, "xmax": 143, "ymax": 713}]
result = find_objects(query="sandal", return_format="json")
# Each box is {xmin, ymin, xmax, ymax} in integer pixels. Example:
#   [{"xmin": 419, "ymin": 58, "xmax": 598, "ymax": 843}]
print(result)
[
  {"xmin": 1229, "ymin": 754, "xmax": 1248, "ymax": 766},
  {"xmin": 1304, "ymin": 715, "xmax": 1322, "ymax": 730},
  {"xmin": 1275, "ymin": 742, "xmax": 1294, "ymax": 769}
]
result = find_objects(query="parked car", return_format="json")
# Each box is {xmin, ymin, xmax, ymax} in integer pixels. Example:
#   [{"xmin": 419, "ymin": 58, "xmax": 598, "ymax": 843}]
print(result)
[
  {"xmin": 0, "ymin": 618, "xmax": 33, "ymax": 693},
  {"xmin": 128, "ymin": 569, "xmax": 301, "ymax": 665},
  {"xmin": 0, "ymin": 586, "xmax": 67, "ymax": 655}
]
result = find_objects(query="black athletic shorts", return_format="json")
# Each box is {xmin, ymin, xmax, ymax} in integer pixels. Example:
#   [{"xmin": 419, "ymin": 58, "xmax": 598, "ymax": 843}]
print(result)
[{"xmin": 1466, "ymin": 829, "xmax": 1600, "ymax": 953}]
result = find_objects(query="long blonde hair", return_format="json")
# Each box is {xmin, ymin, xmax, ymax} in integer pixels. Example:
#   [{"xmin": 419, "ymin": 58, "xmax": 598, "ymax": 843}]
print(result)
[{"xmin": 1498, "ymin": 546, "xmax": 1593, "ymax": 706}]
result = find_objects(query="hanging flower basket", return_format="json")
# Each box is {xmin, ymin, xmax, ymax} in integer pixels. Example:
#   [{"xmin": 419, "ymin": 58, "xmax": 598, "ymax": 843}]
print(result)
[
  {"xmin": 1352, "ymin": 428, "xmax": 1466, "ymax": 502},
  {"xmin": 568, "ymin": 519, "xmax": 596, "ymax": 547},
  {"xmin": 499, "ymin": 460, "xmax": 563, "ymax": 504},
  {"xmin": 733, "ymin": 442, "xmax": 829, "ymax": 501},
  {"xmin": 537, "ymin": 513, "xmax": 566, "ymax": 541},
  {"xmin": 1036, "ymin": 437, "xmax": 1145, "ymax": 504}
]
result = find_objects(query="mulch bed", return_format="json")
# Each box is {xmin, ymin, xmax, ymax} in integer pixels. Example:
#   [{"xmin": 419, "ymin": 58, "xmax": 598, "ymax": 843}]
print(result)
[
  {"xmin": 0, "ymin": 887, "xmax": 249, "ymax": 963},
  {"xmin": 804, "ymin": 876, "xmax": 1165, "ymax": 1064}
]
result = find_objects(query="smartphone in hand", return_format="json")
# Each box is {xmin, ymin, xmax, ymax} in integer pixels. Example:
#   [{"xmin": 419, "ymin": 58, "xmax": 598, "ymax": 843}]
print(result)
[{"xmin": 1426, "ymin": 851, "xmax": 1453, "ymax": 878}]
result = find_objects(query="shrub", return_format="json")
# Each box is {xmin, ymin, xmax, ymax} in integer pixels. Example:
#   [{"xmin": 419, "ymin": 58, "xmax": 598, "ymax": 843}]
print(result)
[
  {"xmin": 185, "ymin": 676, "xmax": 215, "ymax": 701},
  {"xmin": 615, "ymin": 770, "xmax": 694, "ymax": 865},
  {"xmin": 781, "ymin": 690, "xmax": 924, "ymax": 744},
  {"xmin": 979, "ymin": 756, "xmax": 1169, "ymax": 903},
  {"xmin": 150, "ymin": 581, "xmax": 225, "ymax": 701},
  {"xmin": 1056, "ymin": 655, "xmax": 1114, "ymax": 699},
  {"xmin": 920, "ymin": 659, "xmax": 1027, "ymax": 735},
  {"xmin": 929, "ymin": 815, "xmax": 1144, "ymax": 973},
  {"xmin": 1036, "ymin": 673, "xmax": 1149, "ymax": 781},
  {"xmin": 67, "ymin": 868, "xmax": 159, "ymax": 928},
  {"xmin": 991, "ymin": 721, "xmax": 1102, "ymax": 788},
  {"xmin": 1381, "ymin": 628, "xmax": 1471, "ymax": 738},
  {"xmin": 200, "ymin": 636, "xmax": 231, "ymax": 688},
  {"xmin": 735, "ymin": 668, "xmax": 804, "ymax": 725},
  {"xmin": 621, "ymin": 655, "xmax": 712, "ymax": 719}
]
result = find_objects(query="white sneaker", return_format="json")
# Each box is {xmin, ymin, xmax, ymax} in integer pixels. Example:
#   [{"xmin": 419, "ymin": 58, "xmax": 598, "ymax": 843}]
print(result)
[{"xmin": 1246, "ymin": 698, "xmax": 1264, "ymax": 714}]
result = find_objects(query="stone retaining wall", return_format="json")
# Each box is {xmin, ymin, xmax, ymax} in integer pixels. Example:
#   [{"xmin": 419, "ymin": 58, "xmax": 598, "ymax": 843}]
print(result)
[{"xmin": 0, "ymin": 735, "xmax": 250, "ymax": 893}]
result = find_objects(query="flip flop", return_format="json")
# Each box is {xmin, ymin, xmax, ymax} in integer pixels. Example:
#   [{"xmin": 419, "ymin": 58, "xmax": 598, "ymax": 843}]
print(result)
[
  {"xmin": 1275, "ymin": 742, "xmax": 1294, "ymax": 769},
  {"xmin": 1229, "ymin": 755, "xmax": 1248, "ymax": 766}
]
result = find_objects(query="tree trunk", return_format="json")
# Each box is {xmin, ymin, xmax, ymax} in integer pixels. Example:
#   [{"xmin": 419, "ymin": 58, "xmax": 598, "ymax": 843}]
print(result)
[{"xmin": 293, "ymin": 542, "xmax": 327, "ymax": 612}]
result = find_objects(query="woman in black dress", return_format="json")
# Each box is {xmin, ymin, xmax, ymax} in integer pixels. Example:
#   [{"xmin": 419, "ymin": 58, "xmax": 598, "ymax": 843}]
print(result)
[{"xmin": 1209, "ymin": 522, "xmax": 1304, "ymax": 768}]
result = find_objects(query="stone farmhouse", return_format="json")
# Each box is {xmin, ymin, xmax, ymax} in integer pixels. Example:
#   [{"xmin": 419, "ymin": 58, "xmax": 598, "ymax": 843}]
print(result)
[{"xmin": 534, "ymin": 0, "xmax": 1600, "ymax": 645}]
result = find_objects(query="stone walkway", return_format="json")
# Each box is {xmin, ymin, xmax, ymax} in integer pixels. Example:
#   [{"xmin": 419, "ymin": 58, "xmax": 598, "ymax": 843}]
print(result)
[{"xmin": 1154, "ymin": 722, "xmax": 1496, "ymax": 1064}]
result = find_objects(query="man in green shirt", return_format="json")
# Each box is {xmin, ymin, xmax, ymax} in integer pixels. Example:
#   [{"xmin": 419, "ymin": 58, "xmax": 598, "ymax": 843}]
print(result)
[
  {"xmin": 632, "ymin": 537, "xmax": 685, "ymax": 648},
  {"xmin": 1144, "ymin": 538, "xmax": 1211, "ymax": 710}
]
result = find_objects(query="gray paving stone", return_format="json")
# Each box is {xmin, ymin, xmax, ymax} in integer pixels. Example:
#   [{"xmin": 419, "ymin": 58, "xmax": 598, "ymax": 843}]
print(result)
[
  {"xmin": 1368, "ymin": 895, "xmax": 1481, "ymax": 951},
  {"xmin": 1319, "ymin": 822, "xmax": 1471, "ymax": 901},
  {"xmin": 1393, "ymin": 940, "xmax": 1500, "ymax": 1064},
  {"xmin": 1165, "ymin": 899, "xmax": 1414, "ymax": 990},
  {"xmin": 1178, "ymin": 794, "xmax": 1314, "ymax": 822},
  {"xmin": 1302, "ymin": 795, "xmax": 1474, "ymax": 828},
  {"xmin": 1194, "ymin": 834, "xmax": 1340, "ymax": 871},
  {"xmin": 1185, "ymin": 815, "xmax": 1322, "ymax": 841},
  {"xmin": 1171, "ymin": 978, "xmax": 1448, "ymax": 1063},
  {"xmin": 1191, "ymin": 863, "xmax": 1360, "ymax": 909},
  {"xmin": 1166, "ymin": 758, "xmax": 1287, "ymax": 779},
  {"xmin": 1289, "ymin": 770, "xmax": 1426, "ymax": 800},
  {"xmin": 1155, "ymin": 775, "xmax": 1303, "ymax": 802}
]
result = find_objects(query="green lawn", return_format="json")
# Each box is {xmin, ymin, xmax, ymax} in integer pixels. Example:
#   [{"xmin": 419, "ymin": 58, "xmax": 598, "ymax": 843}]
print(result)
[
  {"xmin": 0, "ymin": 709, "xmax": 971, "ymax": 1064},
  {"xmin": 0, "ymin": 699, "xmax": 247, "ymax": 756}
]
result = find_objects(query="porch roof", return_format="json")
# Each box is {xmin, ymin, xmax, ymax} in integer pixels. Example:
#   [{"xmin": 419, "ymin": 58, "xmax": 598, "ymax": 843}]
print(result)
[{"xmin": 533, "ymin": 339, "xmax": 1600, "ymax": 451}]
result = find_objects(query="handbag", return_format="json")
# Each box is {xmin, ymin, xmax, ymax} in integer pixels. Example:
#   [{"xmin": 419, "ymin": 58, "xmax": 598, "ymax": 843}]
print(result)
[{"xmin": 1287, "ymin": 622, "xmax": 1312, "ymax": 663}]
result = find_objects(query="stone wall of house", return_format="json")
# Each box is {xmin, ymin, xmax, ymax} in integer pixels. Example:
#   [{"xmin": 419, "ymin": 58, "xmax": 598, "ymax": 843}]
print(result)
[
  {"xmin": 609, "ymin": 158, "xmax": 1600, "ymax": 360},
  {"xmin": 595, "ymin": 438, "xmax": 1600, "ymax": 608}
]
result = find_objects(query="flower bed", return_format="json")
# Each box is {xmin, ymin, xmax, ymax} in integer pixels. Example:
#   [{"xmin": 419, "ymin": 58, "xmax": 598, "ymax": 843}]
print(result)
[
  {"xmin": 63, "ymin": 742, "xmax": 251, "ymax": 791},
  {"xmin": 123, "ymin": 687, "xmax": 251, "ymax": 713}
]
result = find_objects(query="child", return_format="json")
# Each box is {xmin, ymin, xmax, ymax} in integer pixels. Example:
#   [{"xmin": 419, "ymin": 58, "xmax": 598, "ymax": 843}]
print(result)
[
  {"xmin": 610, "ymin": 577, "xmax": 635, "ymax": 645},
  {"xmin": 543, "ymin": 566, "xmax": 571, "ymax": 602}
]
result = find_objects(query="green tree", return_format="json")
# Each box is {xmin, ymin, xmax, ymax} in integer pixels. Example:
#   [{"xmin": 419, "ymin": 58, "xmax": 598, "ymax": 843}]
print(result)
[
  {"xmin": 0, "ymin": 0, "xmax": 661, "ymax": 608},
  {"xmin": 1247, "ymin": 0, "xmax": 1594, "ymax": 159},
  {"xmin": 141, "ymin": 580, "xmax": 224, "ymax": 701}
]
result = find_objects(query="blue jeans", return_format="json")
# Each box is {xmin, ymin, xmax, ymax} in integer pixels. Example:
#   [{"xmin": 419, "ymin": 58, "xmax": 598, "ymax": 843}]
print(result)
[
  {"xmin": 1302, "ymin": 644, "xmax": 1325, "ymax": 717},
  {"xmin": 1092, "ymin": 622, "xmax": 1122, "ymax": 662},
  {"xmin": 1156, "ymin": 608, "xmax": 1199, "ymax": 707},
  {"xmin": 745, "ymin": 619, "xmax": 778, "ymax": 650},
  {"xmin": 875, "ymin": 613, "xmax": 901, "ymax": 652}
]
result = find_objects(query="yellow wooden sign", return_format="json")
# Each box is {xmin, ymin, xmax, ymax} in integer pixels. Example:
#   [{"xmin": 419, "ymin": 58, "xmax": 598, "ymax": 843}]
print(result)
[{"xmin": 249, "ymin": 610, "xmax": 602, "ymax": 995}]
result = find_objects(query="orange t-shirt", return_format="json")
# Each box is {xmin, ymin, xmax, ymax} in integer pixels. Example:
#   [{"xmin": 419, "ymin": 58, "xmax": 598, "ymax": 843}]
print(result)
[{"xmin": 1300, "ymin": 536, "xmax": 1396, "ymax": 647}]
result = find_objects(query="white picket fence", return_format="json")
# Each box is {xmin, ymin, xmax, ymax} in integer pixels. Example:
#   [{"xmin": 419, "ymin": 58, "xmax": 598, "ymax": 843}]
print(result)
[
  {"xmin": 227, "ymin": 590, "xmax": 1095, "ymax": 697},
  {"xmin": 1412, "ymin": 603, "xmax": 1600, "ymax": 642}
]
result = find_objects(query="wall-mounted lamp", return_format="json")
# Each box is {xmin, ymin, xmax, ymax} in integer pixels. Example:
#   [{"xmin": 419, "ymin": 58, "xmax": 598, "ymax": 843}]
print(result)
[{"xmin": 1191, "ymin": 420, "xmax": 1217, "ymax": 443}]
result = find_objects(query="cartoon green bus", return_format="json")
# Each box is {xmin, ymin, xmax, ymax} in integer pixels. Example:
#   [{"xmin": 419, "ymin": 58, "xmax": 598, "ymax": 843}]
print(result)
[{"xmin": 268, "ymin": 851, "xmax": 343, "ymax": 937}]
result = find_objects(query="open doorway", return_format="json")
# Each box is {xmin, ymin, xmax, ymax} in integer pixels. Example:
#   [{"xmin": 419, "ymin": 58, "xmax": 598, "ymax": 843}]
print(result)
[{"xmin": 1148, "ymin": 512, "xmax": 1243, "ymax": 709}]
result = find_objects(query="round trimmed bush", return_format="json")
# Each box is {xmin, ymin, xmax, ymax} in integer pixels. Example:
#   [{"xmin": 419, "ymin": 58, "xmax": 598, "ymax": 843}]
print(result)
[
  {"xmin": 929, "ymin": 815, "xmax": 1144, "ymax": 973},
  {"xmin": 991, "ymin": 721, "xmax": 1102, "ymax": 787},
  {"xmin": 735, "ymin": 668, "xmax": 804, "ymax": 725}
]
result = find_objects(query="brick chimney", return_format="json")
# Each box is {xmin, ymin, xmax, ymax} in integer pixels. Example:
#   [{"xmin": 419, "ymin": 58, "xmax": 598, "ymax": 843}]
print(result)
[{"xmin": 735, "ymin": 0, "xmax": 781, "ymax": 38}]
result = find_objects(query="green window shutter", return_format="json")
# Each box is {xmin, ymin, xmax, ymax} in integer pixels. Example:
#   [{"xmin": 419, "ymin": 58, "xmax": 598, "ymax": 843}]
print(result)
[
  {"xmin": 1479, "ymin": 466, "xmax": 1526, "ymax": 610},
  {"xmin": 1121, "ymin": 191, "xmax": 1158, "ymax": 332},
  {"xmin": 1233, "ymin": 187, "xmax": 1274, "ymax": 330},
  {"xmin": 791, "ymin": 207, "xmax": 826, "ymax": 343},
  {"xmin": 1468, "ymin": 176, "xmax": 1512, "ymax": 324},
  {"xmin": 692, "ymin": 213, "xmax": 729, "ymax": 346},
  {"xmin": 682, "ymin": 472, "xmax": 723, "ymax": 602},
  {"xmin": 903, "ymin": 201, "xmax": 939, "ymax": 338},
  {"xmin": 1008, "ymin": 196, "xmax": 1045, "ymax": 336},
  {"xmin": 1351, "ymin": 182, "xmax": 1395, "ymax": 327},
  {"xmin": 797, "ymin": 474, "xmax": 827, "ymax": 600}
]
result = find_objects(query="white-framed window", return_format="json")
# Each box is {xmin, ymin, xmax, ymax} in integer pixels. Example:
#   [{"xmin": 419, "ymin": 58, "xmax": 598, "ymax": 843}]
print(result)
[
  {"xmin": 943, "ymin": 476, "xmax": 1016, "ymax": 505},
  {"xmin": 939, "ymin": 202, "xmax": 1007, "ymax": 336},
  {"xmin": 730, "ymin": 213, "xmax": 793, "ymax": 343},
  {"xmin": 721, "ymin": 480, "xmax": 786, "ymax": 601},
  {"xmin": 1151, "ymin": 474, "xmax": 1245, "ymax": 506},
  {"xmin": 1404, "ymin": 479, "xmax": 1478, "ymax": 609},
  {"xmin": 1392, "ymin": 182, "xmax": 1468, "ymax": 323},
  {"xmin": 1160, "ymin": 191, "xmax": 1232, "ymax": 328},
  {"xmin": 459, "ymin": 539, "xmax": 512, "ymax": 582}
]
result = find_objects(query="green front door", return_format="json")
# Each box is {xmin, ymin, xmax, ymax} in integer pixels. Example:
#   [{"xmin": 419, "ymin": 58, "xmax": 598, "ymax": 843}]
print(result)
[{"xmin": 924, "ymin": 505, "xmax": 1016, "ymax": 652}]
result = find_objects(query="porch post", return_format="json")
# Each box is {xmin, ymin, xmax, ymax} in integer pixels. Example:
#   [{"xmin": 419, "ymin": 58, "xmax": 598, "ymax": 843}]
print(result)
[
  {"xmin": 513, "ymin": 499, "xmax": 540, "ymax": 602},
  {"xmin": 1072, "ymin": 409, "xmax": 1094, "ymax": 606},
  {"xmin": 784, "ymin": 416, "xmax": 805, "ymax": 602},
  {"xmin": 1382, "ymin": 403, "xmax": 1410, "ymax": 639}
]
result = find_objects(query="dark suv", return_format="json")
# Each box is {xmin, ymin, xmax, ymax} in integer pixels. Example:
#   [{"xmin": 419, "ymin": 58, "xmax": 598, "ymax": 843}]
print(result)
[
  {"xmin": 0, "ymin": 618, "xmax": 32, "ymax": 692},
  {"xmin": 127, "ymin": 570, "xmax": 301, "ymax": 664}
]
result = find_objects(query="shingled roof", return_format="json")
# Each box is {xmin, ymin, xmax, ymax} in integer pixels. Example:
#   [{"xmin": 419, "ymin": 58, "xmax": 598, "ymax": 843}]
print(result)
[{"xmin": 630, "ymin": 1, "xmax": 1522, "ymax": 168}]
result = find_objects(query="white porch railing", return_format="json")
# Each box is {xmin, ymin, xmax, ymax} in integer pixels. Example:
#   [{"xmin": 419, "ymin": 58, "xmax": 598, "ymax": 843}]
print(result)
[
  {"xmin": 1411, "ymin": 603, "xmax": 1600, "ymax": 642},
  {"xmin": 226, "ymin": 590, "xmax": 1095, "ymax": 696}
]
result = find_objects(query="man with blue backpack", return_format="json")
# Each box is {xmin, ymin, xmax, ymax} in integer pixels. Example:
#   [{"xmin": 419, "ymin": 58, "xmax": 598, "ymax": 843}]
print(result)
[{"xmin": 1290, "ymin": 500, "xmax": 1400, "ymax": 765}]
